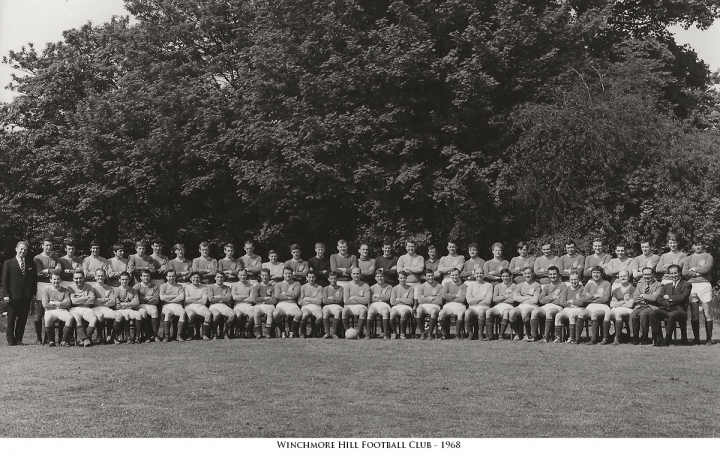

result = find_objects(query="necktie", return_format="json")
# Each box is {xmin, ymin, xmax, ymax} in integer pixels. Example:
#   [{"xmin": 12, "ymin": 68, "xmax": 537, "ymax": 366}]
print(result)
[
  {"xmin": 645, "ymin": 284, "xmax": 650, "ymax": 294},
  {"xmin": 19, "ymin": 258, "xmax": 25, "ymax": 275}
]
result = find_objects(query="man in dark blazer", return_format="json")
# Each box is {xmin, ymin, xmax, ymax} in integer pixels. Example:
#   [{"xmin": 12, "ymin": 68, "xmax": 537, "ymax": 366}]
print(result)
[
  {"xmin": 651, "ymin": 264, "xmax": 691, "ymax": 346},
  {"xmin": 2, "ymin": 241, "xmax": 38, "ymax": 345}
]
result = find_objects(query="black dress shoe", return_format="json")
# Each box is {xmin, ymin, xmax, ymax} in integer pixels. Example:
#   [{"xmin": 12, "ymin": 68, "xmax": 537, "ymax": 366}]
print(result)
[{"xmin": 6, "ymin": 341, "xmax": 14, "ymax": 346}]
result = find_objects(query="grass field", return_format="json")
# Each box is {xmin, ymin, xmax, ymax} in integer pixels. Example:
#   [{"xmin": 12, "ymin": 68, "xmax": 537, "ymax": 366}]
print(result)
[{"xmin": 1, "ymin": 317, "xmax": 718, "ymax": 438}]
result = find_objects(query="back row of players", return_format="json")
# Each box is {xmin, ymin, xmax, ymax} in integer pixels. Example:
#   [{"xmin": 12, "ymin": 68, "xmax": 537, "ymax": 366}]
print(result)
[{"xmin": 33, "ymin": 234, "xmax": 714, "ymax": 346}]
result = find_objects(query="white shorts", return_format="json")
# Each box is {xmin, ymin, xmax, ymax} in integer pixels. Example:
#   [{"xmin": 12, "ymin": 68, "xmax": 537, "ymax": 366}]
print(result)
[
  {"xmin": 345, "ymin": 304, "xmax": 367, "ymax": 316},
  {"xmin": 117, "ymin": 308, "xmax": 145, "ymax": 320},
  {"xmin": 440, "ymin": 302, "xmax": 466, "ymax": 318},
  {"xmin": 301, "ymin": 304, "xmax": 322, "ymax": 320},
  {"xmin": 275, "ymin": 301, "xmax": 301, "ymax": 320},
  {"xmin": 406, "ymin": 283, "xmax": 422, "ymax": 300},
  {"xmin": 69, "ymin": 307, "xmax": 98, "ymax": 327},
  {"xmin": 490, "ymin": 303, "xmax": 513, "ymax": 314},
  {"xmin": 93, "ymin": 306, "xmax": 120, "ymax": 320},
  {"xmin": 417, "ymin": 303, "xmax": 441, "ymax": 315},
  {"xmin": 390, "ymin": 304, "xmax": 413, "ymax": 319},
  {"xmin": 44, "ymin": 309, "xmax": 73, "ymax": 326},
  {"xmin": 690, "ymin": 282, "xmax": 713, "ymax": 303},
  {"xmin": 209, "ymin": 303, "xmax": 234, "ymax": 318},
  {"xmin": 162, "ymin": 303, "xmax": 185, "ymax": 320},
  {"xmin": 233, "ymin": 303, "xmax": 254, "ymax": 317},
  {"xmin": 322, "ymin": 304, "xmax": 343, "ymax": 318}
]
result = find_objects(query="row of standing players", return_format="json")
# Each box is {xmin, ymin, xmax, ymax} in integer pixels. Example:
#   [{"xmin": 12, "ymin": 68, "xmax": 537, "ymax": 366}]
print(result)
[{"xmin": 25, "ymin": 236, "xmax": 716, "ymax": 346}]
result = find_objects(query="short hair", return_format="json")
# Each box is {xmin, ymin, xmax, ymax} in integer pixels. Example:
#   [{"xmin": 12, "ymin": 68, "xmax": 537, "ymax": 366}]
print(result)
[
  {"xmin": 64, "ymin": 239, "xmax": 76, "ymax": 247},
  {"xmin": 337, "ymin": 239, "xmax": 347, "ymax": 246},
  {"xmin": 244, "ymin": 240, "xmax": 255, "ymax": 247},
  {"xmin": 50, "ymin": 272, "xmax": 62, "ymax": 279},
  {"xmin": 215, "ymin": 271, "xmax": 224, "ymax": 277},
  {"xmin": 328, "ymin": 271, "xmax": 337, "ymax": 278},
  {"xmin": 522, "ymin": 266, "xmax": 533, "ymax": 273},
  {"xmin": 516, "ymin": 241, "xmax": 528, "ymax": 250},
  {"xmin": 268, "ymin": 249, "xmax": 277, "ymax": 256},
  {"xmin": 16, "ymin": 240, "xmax": 29, "ymax": 249},
  {"xmin": 541, "ymin": 243, "xmax": 552, "ymax": 249},
  {"xmin": 425, "ymin": 269, "xmax": 435, "ymax": 275},
  {"xmin": 199, "ymin": 242, "xmax": 210, "ymax": 248},
  {"xmin": 73, "ymin": 271, "xmax": 84, "ymax": 278},
  {"xmin": 491, "ymin": 242, "xmax": 503, "ymax": 251},
  {"xmin": 642, "ymin": 267, "xmax": 654, "ymax": 274},
  {"xmin": 547, "ymin": 265, "xmax": 559, "ymax": 274},
  {"xmin": 692, "ymin": 237, "xmax": 705, "ymax": 246},
  {"xmin": 500, "ymin": 268, "xmax": 512, "ymax": 276},
  {"xmin": 173, "ymin": 243, "xmax": 185, "ymax": 251},
  {"xmin": 592, "ymin": 238, "xmax": 604, "ymax": 245},
  {"xmin": 119, "ymin": 271, "xmax": 131, "ymax": 280},
  {"xmin": 468, "ymin": 243, "xmax": 478, "ymax": 250},
  {"xmin": 112, "ymin": 244, "xmax": 124, "ymax": 253},
  {"xmin": 135, "ymin": 240, "xmax": 146, "ymax": 247},
  {"xmin": 140, "ymin": 270, "xmax": 151, "ymax": 277},
  {"xmin": 405, "ymin": 240, "xmax": 416, "ymax": 246},
  {"xmin": 666, "ymin": 233, "xmax": 678, "ymax": 241},
  {"xmin": 569, "ymin": 272, "xmax": 580, "ymax": 279},
  {"xmin": 165, "ymin": 270, "xmax": 176, "ymax": 277},
  {"xmin": 397, "ymin": 270, "xmax": 407, "ymax": 278},
  {"xmin": 615, "ymin": 242, "xmax": 626, "ymax": 249},
  {"xmin": 565, "ymin": 240, "xmax": 576, "ymax": 246},
  {"xmin": 283, "ymin": 267, "xmax": 293, "ymax": 274},
  {"xmin": 447, "ymin": 240, "xmax": 457, "ymax": 247},
  {"xmin": 351, "ymin": 267, "xmax": 361, "ymax": 274},
  {"xmin": 225, "ymin": 243, "xmax": 235, "ymax": 249},
  {"xmin": 382, "ymin": 239, "xmax": 392, "ymax": 246},
  {"xmin": 189, "ymin": 271, "xmax": 201, "ymax": 279},
  {"xmin": 42, "ymin": 238, "xmax": 53, "ymax": 245},
  {"xmin": 315, "ymin": 242, "xmax": 325, "ymax": 248},
  {"xmin": 375, "ymin": 270, "xmax": 384, "ymax": 277},
  {"xmin": 427, "ymin": 244, "xmax": 436, "ymax": 251},
  {"xmin": 151, "ymin": 239, "xmax": 164, "ymax": 246},
  {"xmin": 95, "ymin": 269, "xmax": 106, "ymax": 276},
  {"xmin": 639, "ymin": 237, "xmax": 652, "ymax": 246},
  {"xmin": 449, "ymin": 268, "xmax": 460, "ymax": 275},
  {"xmin": 618, "ymin": 269, "xmax": 630, "ymax": 277},
  {"xmin": 89, "ymin": 239, "xmax": 100, "ymax": 248},
  {"xmin": 306, "ymin": 270, "xmax": 315, "ymax": 276},
  {"xmin": 668, "ymin": 264, "xmax": 681, "ymax": 273},
  {"xmin": 290, "ymin": 244, "xmax": 301, "ymax": 251},
  {"xmin": 260, "ymin": 268, "xmax": 270, "ymax": 275},
  {"xmin": 590, "ymin": 265, "xmax": 604, "ymax": 275}
]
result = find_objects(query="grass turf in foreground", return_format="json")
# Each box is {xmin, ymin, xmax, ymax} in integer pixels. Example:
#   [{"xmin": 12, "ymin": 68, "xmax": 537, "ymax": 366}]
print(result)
[{"xmin": 0, "ymin": 334, "xmax": 718, "ymax": 438}]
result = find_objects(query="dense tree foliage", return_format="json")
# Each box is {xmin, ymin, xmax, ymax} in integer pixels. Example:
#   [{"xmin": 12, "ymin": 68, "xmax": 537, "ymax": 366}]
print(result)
[{"xmin": 1, "ymin": 0, "xmax": 719, "ymax": 259}]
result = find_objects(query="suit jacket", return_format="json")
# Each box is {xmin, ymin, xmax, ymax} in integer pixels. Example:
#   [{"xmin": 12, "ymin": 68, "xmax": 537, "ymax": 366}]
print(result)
[
  {"xmin": 660, "ymin": 280, "xmax": 692, "ymax": 312},
  {"xmin": 2, "ymin": 257, "xmax": 38, "ymax": 301}
]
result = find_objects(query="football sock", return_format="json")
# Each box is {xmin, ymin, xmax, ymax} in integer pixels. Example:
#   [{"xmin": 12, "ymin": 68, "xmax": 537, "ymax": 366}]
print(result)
[
  {"xmin": 590, "ymin": 320, "xmax": 599, "ymax": 343},
  {"xmin": 499, "ymin": 319, "xmax": 509, "ymax": 338},
  {"xmin": 163, "ymin": 321, "xmax": 171, "ymax": 340},
  {"xmin": 323, "ymin": 318, "xmax": 331, "ymax": 335},
  {"xmin": 485, "ymin": 321, "xmax": 494, "ymax": 340},
  {"xmin": 35, "ymin": 321, "xmax": 42, "ymax": 341},
  {"xmin": 46, "ymin": 325, "xmax": 55, "ymax": 344},
  {"xmin": 705, "ymin": 320, "xmax": 713, "ymax": 343},
  {"xmin": 530, "ymin": 318, "xmax": 539, "ymax": 340},
  {"xmin": 602, "ymin": 321, "xmax": 611, "ymax": 341}
]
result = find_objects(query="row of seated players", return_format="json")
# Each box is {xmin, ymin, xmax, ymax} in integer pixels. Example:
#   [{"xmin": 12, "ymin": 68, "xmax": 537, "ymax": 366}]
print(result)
[{"xmin": 39, "ymin": 259, "xmax": 709, "ymax": 347}]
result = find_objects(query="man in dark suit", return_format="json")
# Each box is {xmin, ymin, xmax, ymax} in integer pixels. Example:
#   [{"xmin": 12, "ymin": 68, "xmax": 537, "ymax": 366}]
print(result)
[
  {"xmin": 2, "ymin": 241, "xmax": 38, "ymax": 345},
  {"xmin": 651, "ymin": 264, "xmax": 691, "ymax": 346}
]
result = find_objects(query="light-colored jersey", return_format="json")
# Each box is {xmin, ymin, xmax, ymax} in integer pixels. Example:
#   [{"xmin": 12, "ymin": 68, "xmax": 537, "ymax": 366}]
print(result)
[
  {"xmin": 231, "ymin": 281, "xmax": 255, "ymax": 304},
  {"xmin": 418, "ymin": 281, "xmax": 443, "ymax": 305},
  {"xmin": 493, "ymin": 282, "xmax": 516, "ymax": 304},
  {"xmin": 133, "ymin": 282, "xmax": 160, "ymax": 306},
  {"xmin": 184, "ymin": 284, "xmax": 208, "ymax": 305},
  {"xmin": 207, "ymin": 284, "xmax": 233, "ymax": 304},
  {"xmin": 67, "ymin": 283, "xmax": 97, "ymax": 308},
  {"xmin": 343, "ymin": 281, "xmax": 370, "ymax": 305},
  {"xmin": 397, "ymin": 253, "xmax": 425, "ymax": 284},
  {"xmin": 466, "ymin": 280, "xmax": 493, "ymax": 307},
  {"xmin": 299, "ymin": 283, "xmax": 324, "ymax": 306},
  {"xmin": 42, "ymin": 286, "xmax": 72, "ymax": 310},
  {"xmin": 83, "ymin": 256, "xmax": 107, "ymax": 280},
  {"xmin": 369, "ymin": 283, "xmax": 392, "ymax": 304},
  {"xmin": 262, "ymin": 261, "xmax": 285, "ymax": 280},
  {"xmin": 159, "ymin": 282, "xmax": 185, "ymax": 304}
]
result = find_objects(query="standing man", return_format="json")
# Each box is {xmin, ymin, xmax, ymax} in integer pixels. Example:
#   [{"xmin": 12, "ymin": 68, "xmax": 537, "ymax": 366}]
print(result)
[
  {"xmin": 357, "ymin": 244, "xmax": 376, "ymax": 284},
  {"xmin": 424, "ymin": 245, "xmax": 441, "ymax": 281},
  {"xmin": 583, "ymin": 239, "xmax": 611, "ymax": 282},
  {"xmin": 3, "ymin": 241, "xmax": 38, "ymax": 345},
  {"xmin": 168, "ymin": 244, "xmax": 192, "ymax": 283},
  {"xmin": 240, "ymin": 240, "xmax": 263, "ymax": 285},
  {"xmin": 218, "ymin": 243, "xmax": 243, "ymax": 284},
  {"xmin": 459, "ymin": 243, "xmax": 484, "ymax": 283},
  {"xmin": 284, "ymin": 244, "xmax": 309, "ymax": 284},
  {"xmin": 558, "ymin": 240, "xmax": 585, "ymax": 284},
  {"xmin": 437, "ymin": 241, "xmax": 465, "ymax": 283},
  {"xmin": 682, "ymin": 239, "xmax": 714, "ymax": 344},
  {"xmin": 308, "ymin": 242, "xmax": 331, "ymax": 287},
  {"xmin": 58, "ymin": 239, "xmax": 82, "ymax": 285},
  {"xmin": 128, "ymin": 240, "xmax": 157, "ymax": 283},
  {"xmin": 397, "ymin": 240, "xmax": 425, "ymax": 291},
  {"xmin": 150, "ymin": 239, "xmax": 169, "ymax": 285},
  {"xmin": 630, "ymin": 238, "xmax": 660, "ymax": 281},
  {"xmin": 107, "ymin": 244, "xmax": 129, "ymax": 287},
  {"xmin": 604, "ymin": 243, "xmax": 633, "ymax": 290},
  {"xmin": 375, "ymin": 240, "xmax": 398, "ymax": 286},
  {"xmin": 33, "ymin": 238, "xmax": 62, "ymax": 344},
  {"xmin": 262, "ymin": 250, "xmax": 285, "ymax": 284},
  {"xmin": 509, "ymin": 242, "xmax": 535, "ymax": 284},
  {"xmin": 533, "ymin": 243, "xmax": 560, "ymax": 285},
  {"xmin": 330, "ymin": 239, "xmax": 357, "ymax": 287},
  {"xmin": 656, "ymin": 233, "xmax": 686, "ymax": 284},
  {"xmin": 82, "ymin": 240, "xmax": 107, "ymax": 282},
  {"xmin": 192, "ymin": 242, "xmax": 218, "ymax": 283},
  {"xmin": 482, "ymin": 243, "xmax": 509, "ymax": 285}
]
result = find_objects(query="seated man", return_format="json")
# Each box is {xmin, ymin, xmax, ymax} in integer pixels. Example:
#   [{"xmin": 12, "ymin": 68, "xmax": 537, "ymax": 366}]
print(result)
[
  {"xmin": 183, "ymin": 271, "xmax": 212, "ymax": 340},
  {"xmin": 652, "ymin": 264, "xmax": 691, "ymax": 346},
  {"xmin": 67, "ymin": 271, "xmax": 100, "ymax": 347},
  {"xmin": 508, "ymin": 267, "xmax": 541, "ymax": 341},
  {"xmin": 554, "ymin": 273, "xmax": 586, "ymax": 343},
  {"xmin": 41, "ymin": 272, "xmax": 75, "ymax": 347},
  {"xmin": 602, "ymin": 270, "xmax": 635, "ymax": 345},
  {"xmin": 299, "ymin": 270, "xmax": 324, "ymax": 338},
  {"xmin": 159, "ymin": 270, "xmax": 187, "ymax": 342},
  {"xmin": 93, "ymin": 269, "xmax": 123, "ymax": 344},
  {"xmin": 107, "ymin": 244, "xmax": 129, "ymax": 287},
  {"xmin": 272, "ymin": 267, "xmax": 302, "ymax": 338},
  {"xmin": 630, "ymin": 267, "xmax": 665, "ymax": 345},
  {"xmin": 416, "ymin": 269, "xmax": 443, "ymax": 340},
  {"xmin": 133, "ymin": 270, "xmax": 161, "ymax": 342},
  {"xmin": 576, "ymin": 266, "xmax": 612, "ymax": 344},
  {"xmin": 253, "ymin": 268, "xmax": 277, "ymax": 338},
  {"xmin": 389, "ymin": 270, "xmax": 414, "ymax": 339},
  {"xmin": 530, "ymin": 266, "xmax": 566, "ymax": 342},
  {"xmin": 208, "ymin": 271, "xmax": 236, "ymax": 339},
  {"xmin": 232, "ymin": 269, "xmax": 256, "ymax": 338},
  {"xmin": 33, "ymin": 238, "xmax": 62, "ymax": 344},
  {"xmin": 192, "ymin": 242, "xmax": 218, "ymax": 284},
  {"xmin": 321, "ymin": 271, "xmax": 345, "ymax": 339},
  {"xmin": 115, "ymin": 271, "xmax": 146, "ymax": 344},
  {"xmin": 487, "ymin": 269, "xmax": 517, "ymax": 339},
  {"xmin": 367, "ymin": 270, "xmax": 392, "ymax": 339},
  {"xmin": 342, "ymin": 267, "xmax": 371, "ymax": 338},
  {"xmin": 464, "ymin": 265, "xmax": 494, "ymax": 340},
  {"xmin": 128, "ymin": 240, "xmax": 157, "ymax": 283},
  {"xmin": 439, "ymin": 268, "xmax": 467, "ymax": 340}
]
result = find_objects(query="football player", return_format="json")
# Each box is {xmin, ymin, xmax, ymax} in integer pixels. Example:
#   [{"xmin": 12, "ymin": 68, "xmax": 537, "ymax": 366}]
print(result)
[
  {"xmin": 375, "ymin": 240, "xmax": 398, "ymax": 286},
  {"xmin": 58, "ymin": 239, "xmax": 83, "ymax": 285},
  {"xmin": 93, "ymin": 269, "xmax": 123, "ymax": 344},
  {"xmin": 82, "ymin": 240, "xmax": 107, "ymax": 282},
  {"xmin": 357, "ymin": 244, "xmax": 376, "ymax": 284},
  {"xmin": 530, "ymin": 265, "xmax": 566, "ymax": 342},
  {"xmin": 232, "ymin": 269, "xmax": 256, "ymax": 338},
  {"xmin": 134, "ymin": 270, "xmax": 161, "ymax": 342},
  {"xmin": 107, "ymin": 244, "xmax": 129, "ymax": 287},
  {"xmin": 285, "ymin": 244, "xmax": 309, "ymax": 284},
  {"xmin": 342, "ymin": 267, "xmax": 370, "ymax": 338},
  {"xmin": 558, "ymin": 240, "xmax": 585, "ymax": 284},
  {"xmin": 168, "ymin": 244, "xmax": 192, "ymax": 283},
  {"xmin": 192, "ymin": 242, "xmax": 218, "ymax": 283},
  {"xmin": 437, "ymin": 241, "xmax": 465, "ymax": 283},
  {"xmin": 508, "ymin": 267, "xmax": 541, "ymax": 341},
  {"xmin": 308, "ymin": 242, "xmax": 331, "ymax": 287},
  {"xmin": 630, "ymin": 238, "xmax": 660, "ymax": 281},
  {"xmin": 299, "ymin": 270, "xmax": 324, "ymax": 338},
  {"xmin": 41, "ymin": 272, "xmax": 75, "ymax": 347},
  {"xmin": 67, "ymin": 271, "xmax": 99, "ymax": 347},
  {"xmin": 33, "ymin": 238, "xmax": 62, "ymax": 344},
  {"xmin": 415, "ymin": 268, "xmax": 443, "ymax": 340},
  {"xmin": 439, "ymin": 268, "xmax": 467, "ymax": 339},
  {"xmin": 656, "ymin": 233, "xmax": 686, "ymax": 284},
  {"xmin": 253, "ymin": 268, "xmax": 278, "ymax": 338},
  {"xmin": 487, "ymin": 269, "xmax": 517, "ymax": 339},
  {"xmin": 150, "ymin": 239, "xmax": 169, "ymax": 285},
  {"xmin": 331, "ymin": 239, "xmax": 358, "ymax": 287},
  {"xmin": 576, "ymin": 266, "xmax": 612, "ymax": 344},
  {"xmin": 321, "ymin": 271, "xmax": 345, "ymax": 338},
  {"xmin": 128, "ymin": 240, "xmax": 157, "ymax": 283},
  {"xmin": 424, "ymin": 245, "xmax": 441, "ymax": 281},
  {"xmin": 464, "ymin": 265, "xmax": 494, "ymax": 340},
  {"xmin": 262, "ymin": 250, "xmax": 285, "ymax": 284},
  {"xmin": 584, "ymin": 239, "xmax": 611, "ymax": 282},
  {"xmin": 208, "ymin": 271, "xmax": 236, "ymax": 339},
  {"xmin": 184, "ymin": 271, "xmax": 213, "ymax": 340},
  {"xmin": 240, "ymin": 240, "xmax": 263, "ymax": 285},
  {"xmin": 554, "ymin": 273, "xmax": 585, "ymax": 343},
  {"xmin": 459, "ymin": 244, "xmax": 484, "ymax": 283},
  {"xmin": 682, "ymin": 239, "xmax": 714, "ymax": 344},
  {"xmin": 367, "ymin": 270, "xmax": 392, "ymax": 339},
  {"xmin": 604, "ymin": 243, "xmax": 633, "ymax": 290},
  {"xmin": 159, "ymin": 270, "xmax": 187, "ymax": 342},
  {"xmin": 388, "ymin": 270, "xmax": 414, "ymax": 339},
  {"xmin": 509, "ymin": 241, "xmax": 535, "ymax": 285},
  {"xmin": 602, "ymin": 269, "xmax": 635, "ymax": 345},
  {"xmin": 272, "ymin": 266, "xmax": 302, "ymax": 337},
  {"xmin": 482, "ymin": 243, "xmax": 509, "ymax": 284},
  {"xmin": 218, "ymin": 243, "xmax": 244, "ymax": 284},
  {"xmin": 115, "ymin": 271, "xmax": 146, "ymax": 344},
  {"xmin": 533, "ymin": 243, "xmax": 559, "ymax": 285}
]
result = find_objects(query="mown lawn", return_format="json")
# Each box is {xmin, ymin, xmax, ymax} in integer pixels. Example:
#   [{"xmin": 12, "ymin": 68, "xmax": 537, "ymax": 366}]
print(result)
[{"xmin": 0, "ymin": 323, "xmax": 718, "ymax": 438}]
